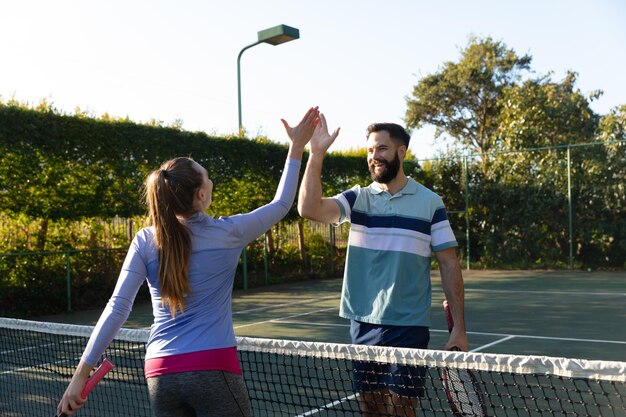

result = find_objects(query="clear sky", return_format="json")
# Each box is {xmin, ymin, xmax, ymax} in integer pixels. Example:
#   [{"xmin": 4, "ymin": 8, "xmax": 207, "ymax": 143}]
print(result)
[{"xmin": 1, "ymin": 0, "xmax": 624, "ymax": 159}]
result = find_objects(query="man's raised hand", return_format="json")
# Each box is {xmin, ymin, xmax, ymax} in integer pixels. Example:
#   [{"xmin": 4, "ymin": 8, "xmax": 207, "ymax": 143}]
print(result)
[{"xmin": 310, "ymin": 113, "xmax": 340, "ymax": 156}]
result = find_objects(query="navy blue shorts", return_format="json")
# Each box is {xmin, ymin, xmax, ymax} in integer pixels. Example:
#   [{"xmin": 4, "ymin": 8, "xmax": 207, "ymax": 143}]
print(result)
[{"xmin": 350, "ymin": 320, "xmax": 430, "ymax": 397}]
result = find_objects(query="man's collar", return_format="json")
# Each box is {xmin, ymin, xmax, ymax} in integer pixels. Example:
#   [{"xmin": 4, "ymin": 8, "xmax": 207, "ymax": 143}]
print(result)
[
  {"xmin": 400, "ymin": 177, "xmax": 419, "ymax": 195},
  {"xmin": 369, "ymin": 177, "xmax": 418, "ymax": 195},
  {"xmin": 370, "ymin": 181, "xmax": 385, "ymax": 194}
]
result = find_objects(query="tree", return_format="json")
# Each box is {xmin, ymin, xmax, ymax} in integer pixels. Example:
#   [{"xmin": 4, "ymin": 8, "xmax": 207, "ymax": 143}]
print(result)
[
  {"xmin": 597, "ymin": 104, "xmax": 626, "ymax": 143},
  {"xmin": 497, "ymin": 72, "xmax": 600, "ymax": 150},
  {"xmin": 485, "ymin": 71, "xmax": 600, "ymax": 184},
  {"xmin": 405, "ymin": 36, "xmax": 531, "ymax": 156},
  {"xmin": 576, "ymin": 105, "xmax": 626, "ymax": 267}
]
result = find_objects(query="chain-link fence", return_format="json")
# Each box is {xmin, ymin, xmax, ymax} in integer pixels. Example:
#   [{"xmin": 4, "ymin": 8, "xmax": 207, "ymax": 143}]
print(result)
[
  {"xmin": 416, "ymin": 139, "xmax": 625, "ymax": 270},
  {"xmin": 0, "ymin": 221, "xmax": 349, "ymax": 317}
]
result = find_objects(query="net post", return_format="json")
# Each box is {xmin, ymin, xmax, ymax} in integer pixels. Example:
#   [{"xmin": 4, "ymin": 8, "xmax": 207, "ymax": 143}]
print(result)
[
  {"xmin": 263, "ymin": 232, "xmax": 269, "ymax": 286},
  {"xmin": 65, "ymin": 249, "xmax": 72, "ymax": 312},
  {"xmin": 329, "ymin": 224, "xmax": 335, "ymax": 275},
  {"xmin": 241, "ymin": 247, "xmax": 248, "ymax": 290},
  {"xmin": 566, "ymin": 145, "xmax": 573, "ymax": 269},
  {"xmin": 463, "ymin": 153, "xmax": 470, "ymax": 271}
]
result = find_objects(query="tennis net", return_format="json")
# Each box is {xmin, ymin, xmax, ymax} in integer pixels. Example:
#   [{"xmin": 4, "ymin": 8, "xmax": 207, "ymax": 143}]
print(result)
[{"xmin": 1, "ymin": 317, "xmax": 624, "ymax": 416}]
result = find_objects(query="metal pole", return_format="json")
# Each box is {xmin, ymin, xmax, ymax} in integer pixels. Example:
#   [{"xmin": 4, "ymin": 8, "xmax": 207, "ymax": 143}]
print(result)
[
  {"xmin": 329, "ymin": 225, "xmax": 335, "ymax": 275},
  {"xmin": 242, "ymin": 248, "xmax": 248, "ymax": 290},
  {"xmin": 65, "ymin": 250, "xmax": 72, "ymax": 312},
  {"xmin": 237, "ymin": 41, "xmax": 261, "ymax": 134},
  {"xmin": 237, "ymin": 29, "xmax": 298, "ymax": 285},
  {"xmin": 264, "ymin": 233, "xmax": 269, "ymax": 286},
  {"xmin": 464, "ymin": 154, "xmax": 470, "ymax": 270},
  {"xmin": 567, "ymin": 146, "xmax": 573, "ymax": 269},
  {"xmin": 237, "ymin": 41, "xmax": 261, "ymax": 288}
]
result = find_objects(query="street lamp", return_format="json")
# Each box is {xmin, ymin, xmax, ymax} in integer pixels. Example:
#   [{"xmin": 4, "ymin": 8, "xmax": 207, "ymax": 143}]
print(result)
[
  {"xmin": 235, "ymin": 24, "xmax": 300, "ymax": 290},
  {"xmin": 237, "ymin": 24, "xmax": 300, "ymax": 134}
]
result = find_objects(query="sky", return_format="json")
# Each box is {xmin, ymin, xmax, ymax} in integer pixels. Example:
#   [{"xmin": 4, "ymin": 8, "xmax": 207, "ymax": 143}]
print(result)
[{"xmin": 1, "ymin": 0, "xmax": 625, "ymax": 159}]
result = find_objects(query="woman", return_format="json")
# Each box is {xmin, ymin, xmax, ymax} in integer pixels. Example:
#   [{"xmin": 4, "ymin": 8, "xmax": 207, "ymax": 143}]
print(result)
[{"xmin": 56, "ymin": 107, "xmax": 320, "ymax": 417}]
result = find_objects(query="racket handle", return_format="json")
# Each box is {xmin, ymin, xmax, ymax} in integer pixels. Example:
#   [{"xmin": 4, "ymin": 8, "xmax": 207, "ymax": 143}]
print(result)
[
  {"xmin": 444, "ymin": 300, "xmax": 463, "ymax": 352},
  {"xmin": 443, "ymin": 299, "xmax": 454, "ymax": 332},
  {"xmin": 81, "ymin": 359, "xmax": 115, "ymax": 398},
  {"xmin": 56, "ymin": 359, "xmax": 115, "ymax": 417}
]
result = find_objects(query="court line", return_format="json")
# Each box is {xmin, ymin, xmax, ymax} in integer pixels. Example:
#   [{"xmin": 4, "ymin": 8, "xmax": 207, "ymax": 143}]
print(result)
[
  {"xmin": 471, "ymin": 336, "xmax": 515, "ymax": 352},
  {"xmin": 0, "ymin": 358, "xmax": 74, "ymax": 376},
  {"xmin": 234, "ymin": 307, "xmax": 336, "ymax": 330},
  {"xmin": 294, "ymin": 394, "xmax": 359, "ymax": 417},
  {"xmin": 239, "ymin": 297, "xmax": 626, "ymax": 345},
  {"xmin": 0, "ymin": 339, "xmax": 80, "ymax": 375},
  {"xmin": 0, "ymin": 341, "xmax": 59, "ymax": 356},
  {"xmin": 434, "ymin": 288, "xmax": 626, "ymax": 297},
  {"xmin": 233, "ymin": 295, "xmax": 338, "ymax": 315},
  {"xmin": 464, "ymin": 330, "xmax": 626, "ymax": 345},
  {"xmin": 272, "ymin": 320, "xmax": 626, "ymax": 345},
  {"xmin": 234, "ymin": 295, "xmax": 625, "ymax": 345}
]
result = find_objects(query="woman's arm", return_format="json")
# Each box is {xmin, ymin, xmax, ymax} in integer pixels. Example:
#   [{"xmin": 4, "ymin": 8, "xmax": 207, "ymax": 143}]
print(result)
[
  {"xmin": 233, "ymin": 107, "xmax": 319, "ymax": 244},
  {"xmin": 57, "ymin": 238, "xmax": 147, "ymax": 415},
  {"xmin": 234, "ymin": 158, "xmax": 302, "ymax": 244}
]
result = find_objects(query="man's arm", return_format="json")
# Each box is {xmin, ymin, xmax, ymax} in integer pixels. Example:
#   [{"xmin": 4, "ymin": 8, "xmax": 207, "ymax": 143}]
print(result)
[
  {"xmin": 297, "ymin": 113, "xmax": 342, "ymax": 224},
  {"xmin": 298, "ymin": 153, "xmax": 341, "ymax": 223},
  {"xmin": 436, "ymin": 247, "xmax": 469, "ymax": 351}
]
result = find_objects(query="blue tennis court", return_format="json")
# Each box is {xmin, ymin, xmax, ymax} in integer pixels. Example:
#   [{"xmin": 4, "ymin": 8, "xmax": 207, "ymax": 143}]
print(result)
[
  {"xmin": 36, "ymin": 269, "xmax": 626, "ymax": 362},
  {"xmin": 3, "ymin": 269, "xmax": 625, "ymax": 416}
]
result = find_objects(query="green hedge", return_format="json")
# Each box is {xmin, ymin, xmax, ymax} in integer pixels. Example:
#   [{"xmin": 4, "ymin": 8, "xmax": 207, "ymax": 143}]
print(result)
[{"xmin": 1, "ymin": 102, "xmax": 624, "ymax": 318}]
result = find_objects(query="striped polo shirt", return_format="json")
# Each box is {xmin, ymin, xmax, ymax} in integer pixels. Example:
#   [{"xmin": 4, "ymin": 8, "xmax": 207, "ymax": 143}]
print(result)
[{"xmin": 332, "ymin": 178, "xmax": 457, "ymax": 327}]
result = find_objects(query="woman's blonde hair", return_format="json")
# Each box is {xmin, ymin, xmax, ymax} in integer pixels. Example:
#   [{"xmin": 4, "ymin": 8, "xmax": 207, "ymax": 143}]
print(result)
[{"xmin": 144, "ymin": 157, "xmax": 203, "ymax": 316}]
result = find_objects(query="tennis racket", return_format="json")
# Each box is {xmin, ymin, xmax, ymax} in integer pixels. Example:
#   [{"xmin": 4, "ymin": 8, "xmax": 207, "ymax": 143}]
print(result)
[
  {"xmin": 442, "ymin": 300, "xmax": 488, "ymax": 417},
  {"xmin": 56, "ymin": 359, "xmax": 115, "ymax": 417}
]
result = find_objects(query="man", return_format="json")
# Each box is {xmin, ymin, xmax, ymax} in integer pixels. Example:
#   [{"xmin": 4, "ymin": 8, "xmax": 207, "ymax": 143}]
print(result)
[{"xmin": 298, "ymin": 114, "xmax": 468, "ymax": 417}]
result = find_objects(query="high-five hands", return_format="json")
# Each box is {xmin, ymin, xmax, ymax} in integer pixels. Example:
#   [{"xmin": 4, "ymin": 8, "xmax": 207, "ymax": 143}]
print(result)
[
  {"xmin": 281, "ymin": 106, "xmax": 320, "ymax": 150},
  {"xmin": 310, "ymin": 113, "xmax": 340, "ymax": 156}
]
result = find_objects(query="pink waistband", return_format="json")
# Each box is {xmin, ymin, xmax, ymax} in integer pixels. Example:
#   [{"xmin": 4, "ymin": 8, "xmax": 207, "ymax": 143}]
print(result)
[{"xmin": 144, "ymin": 347, "xmax": 241, "ymax": 378}]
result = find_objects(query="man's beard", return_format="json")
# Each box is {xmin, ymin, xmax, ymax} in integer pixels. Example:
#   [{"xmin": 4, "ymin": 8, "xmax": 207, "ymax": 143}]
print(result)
[{"xmin": 369, "ymin": 151, "xmax": 400, "ymax": 184}]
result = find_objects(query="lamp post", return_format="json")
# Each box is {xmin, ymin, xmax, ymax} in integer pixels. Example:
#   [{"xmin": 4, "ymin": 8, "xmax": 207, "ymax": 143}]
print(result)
[
  {"xmin": 236, "ymin": 24, "xmax": 300, "ymax": 289},
  {"xmin": 237, "ymin": 24, "xmax": 300, "ymax": 134}
]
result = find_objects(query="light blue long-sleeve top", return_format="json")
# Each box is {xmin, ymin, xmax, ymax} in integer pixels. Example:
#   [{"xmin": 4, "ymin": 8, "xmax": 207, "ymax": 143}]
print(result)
[{"xmin": 81, "ymin": 158, "xmax": 301, "ymax": 366}]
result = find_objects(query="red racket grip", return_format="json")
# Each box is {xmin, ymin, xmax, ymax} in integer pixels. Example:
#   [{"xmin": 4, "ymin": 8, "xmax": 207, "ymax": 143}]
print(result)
[
  {"xmin": 443, "ymin": 299, "xmax": 454, "ymax": 332},
  {"xmin": 444, "ymin": 300, "xmax": 463, "ymax": 352},
  {"xmin": 81, "ymin": 359, "xmax": 115, "ymax": 399},
  {"xmin": 57, "ymin": 360, "xmax": 115, "ymax": 416}
]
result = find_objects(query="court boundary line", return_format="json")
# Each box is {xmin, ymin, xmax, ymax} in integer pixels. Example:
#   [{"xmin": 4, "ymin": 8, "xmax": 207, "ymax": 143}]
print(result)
[
  {"xmin": 472, "ymin": 335, "xmax": 515, "ymax": 352},
  {"xmin": 234, "ymin": 307, "xmax": 336, "ymax": 330},
  {"xmin": 269, "ymin": 319, "xmax": 626, "ymax": 345},
  {"xmin": 233, "ymin": 295, "xmax": 337, "ymax": 315},
  {"xmin": 433, "ymin": 288, "xmax": 626, "ymax": 297},
  {"xmin": 294, "ymin": 393, "xmax": 359, "ymax": 417}
]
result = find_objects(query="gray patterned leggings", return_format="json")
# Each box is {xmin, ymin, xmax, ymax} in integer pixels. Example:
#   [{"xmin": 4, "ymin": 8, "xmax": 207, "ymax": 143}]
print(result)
[{"xmin": 146, "ymin": 370, "xmax": 252, "ymax": 417}]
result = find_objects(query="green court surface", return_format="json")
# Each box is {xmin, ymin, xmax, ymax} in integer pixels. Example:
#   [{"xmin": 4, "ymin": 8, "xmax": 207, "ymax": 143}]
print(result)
[{"xmin": 37, "ymin": 269, "xmax": 626, "ymax": 363}]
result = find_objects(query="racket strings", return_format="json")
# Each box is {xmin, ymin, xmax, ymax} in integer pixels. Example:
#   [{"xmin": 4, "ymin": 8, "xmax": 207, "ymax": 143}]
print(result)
[{"xmin": 443, "ymin": 368, "xmax": 487, "ymax": 416}]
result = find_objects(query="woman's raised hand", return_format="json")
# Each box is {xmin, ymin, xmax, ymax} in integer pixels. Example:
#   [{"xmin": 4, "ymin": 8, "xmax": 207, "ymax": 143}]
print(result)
[{"xmin": 281, "ymin": 107, "xmax": 320, "ymax": 153}]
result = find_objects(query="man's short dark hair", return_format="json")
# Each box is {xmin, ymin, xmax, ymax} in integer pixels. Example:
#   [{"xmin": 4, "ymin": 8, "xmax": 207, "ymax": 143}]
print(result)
[{"xmin": 366, "ymin": 123, "xmax": 411, "ymax": 147}]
